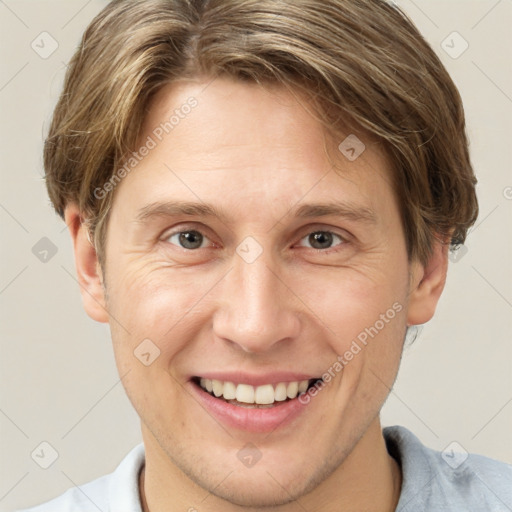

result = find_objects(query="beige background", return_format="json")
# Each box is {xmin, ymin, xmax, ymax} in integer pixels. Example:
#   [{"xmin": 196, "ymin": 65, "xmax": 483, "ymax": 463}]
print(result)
[{"xmin": 1, "ymin": 0, "xmax": 511, "ymax": 510}]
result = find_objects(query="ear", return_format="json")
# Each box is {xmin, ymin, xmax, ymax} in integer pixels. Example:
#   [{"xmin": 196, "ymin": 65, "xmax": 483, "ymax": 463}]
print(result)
[
  {"xmin": 406, "ymin": 238, "xmax": 450, "ymax": 326},
  {"xmin": 64, "ymin": 204, "xmax": 109, "ymax": 323}
]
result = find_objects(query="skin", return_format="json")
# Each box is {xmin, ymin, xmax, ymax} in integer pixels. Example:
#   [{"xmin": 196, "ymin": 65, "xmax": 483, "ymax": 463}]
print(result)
[{"xmin": 65, "ymin": 78, "xmax": 448, "ymax": 512}]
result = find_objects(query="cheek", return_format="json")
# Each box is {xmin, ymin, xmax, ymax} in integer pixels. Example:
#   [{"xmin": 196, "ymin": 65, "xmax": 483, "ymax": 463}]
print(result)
[
  {"xmin": 105, "ymin": 262, "xmax": 219, "ymax": 429},
  {"xmin": 294, "ymin": 264, "xmax": 408, "ymax": 399},
  {"xmin": 295, "ymin": 265, "xmax": 408, "ymax": 345},
  {"xmin": 105, "ymin": 257, "xmax": 222, "ymax": 368}
]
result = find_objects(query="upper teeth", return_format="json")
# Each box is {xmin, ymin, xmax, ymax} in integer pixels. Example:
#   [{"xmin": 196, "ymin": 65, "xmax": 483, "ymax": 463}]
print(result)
[{"xmin": 199, "ymin": 378, "xmax": 311, "ymax": 404}]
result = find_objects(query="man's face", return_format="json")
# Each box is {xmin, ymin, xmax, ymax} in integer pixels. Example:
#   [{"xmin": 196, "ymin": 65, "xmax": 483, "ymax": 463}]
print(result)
[{"xmin": 100, "ymin": 78, "xmax": 418, "ymax": 506}]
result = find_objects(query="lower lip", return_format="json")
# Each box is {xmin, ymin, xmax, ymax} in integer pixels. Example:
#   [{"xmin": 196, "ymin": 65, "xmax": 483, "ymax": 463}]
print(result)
[{"xmin": 188, "ymin": 380, "xmax": 312, "ymax": 433}]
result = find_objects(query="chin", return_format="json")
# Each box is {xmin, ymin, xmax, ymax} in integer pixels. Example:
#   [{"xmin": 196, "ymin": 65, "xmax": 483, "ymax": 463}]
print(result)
[
  {"xmin": 190, "ymin": 448, "xmax": 342, "ymax": 509},
  {"xmin": 207, "ymin": 481, "xmax": 304, "ymax": 508}
]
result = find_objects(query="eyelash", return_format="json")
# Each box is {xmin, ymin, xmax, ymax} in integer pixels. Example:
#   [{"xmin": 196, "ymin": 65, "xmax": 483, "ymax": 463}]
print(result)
[{"xmin": 162, "ymin": 225, "xmax": 349, "ymax": 253}]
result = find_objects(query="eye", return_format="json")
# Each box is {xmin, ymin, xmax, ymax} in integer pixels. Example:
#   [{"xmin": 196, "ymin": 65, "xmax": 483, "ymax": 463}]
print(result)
[
  {"xmin": 298, "ymin": 231, "xmax": 345, "ymax": 250},
  {"xmin": 166, "ymin": 230, "xmax": 210, "ymax": 250}
]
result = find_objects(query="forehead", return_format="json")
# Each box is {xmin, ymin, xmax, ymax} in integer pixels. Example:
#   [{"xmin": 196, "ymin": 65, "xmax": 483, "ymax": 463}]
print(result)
[
  {"xmin": 143, "ymin": 79, "xmax": 334, "ymax": 169},
  {"xmin": 112, "ymin": 78, "xmax": 395, "ymax": 223}
]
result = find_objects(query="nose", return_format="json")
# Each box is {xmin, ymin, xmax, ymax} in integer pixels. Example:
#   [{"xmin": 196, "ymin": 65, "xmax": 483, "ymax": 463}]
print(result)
[{"xmin": 212, "ymin": 252, "xmax": 301, "ymax": 353}]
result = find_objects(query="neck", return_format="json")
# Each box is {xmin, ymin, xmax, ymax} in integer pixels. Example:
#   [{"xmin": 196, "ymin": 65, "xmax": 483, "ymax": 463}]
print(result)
[{"xmin": 139, "ymin": 418, "xmax": 402, "ymax": 512}]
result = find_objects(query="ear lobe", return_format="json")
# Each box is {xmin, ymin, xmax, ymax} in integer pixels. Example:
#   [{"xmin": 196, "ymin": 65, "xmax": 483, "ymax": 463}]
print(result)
[
  {"xmin": 64, "ymin": 204, "xmax": 109, "ymax": 323},
  {"xmin": 406, "ymin": 239, "xmax": 450, "ymax": 326}
]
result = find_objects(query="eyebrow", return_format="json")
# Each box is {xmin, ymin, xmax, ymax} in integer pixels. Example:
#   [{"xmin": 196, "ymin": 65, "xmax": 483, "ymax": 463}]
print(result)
[
  {"xmin": 293, "ymin": 202, "xmax": 376, "ymax": 224},
  {"xmin": 134, "ymin": 200, "xmax": 376, "ymax": 224},
  {"xmin": 135, "ymin": 201, "xmax": 224, "ymax": 223}
]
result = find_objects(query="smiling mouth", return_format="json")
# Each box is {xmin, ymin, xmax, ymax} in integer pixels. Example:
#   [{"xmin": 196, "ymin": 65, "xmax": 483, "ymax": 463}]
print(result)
[{"xmin": 192, "ymin": 377, "xmax": 322, "ymax": 408}]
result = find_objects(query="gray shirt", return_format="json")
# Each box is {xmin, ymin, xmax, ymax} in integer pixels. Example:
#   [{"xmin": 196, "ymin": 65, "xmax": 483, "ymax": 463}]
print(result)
[
  {"xmin": 385, "ymin": 426, "xmax": 512, "ymax": 511},
  {"xmin": 19, "ymin": 426, "xmax": 512, "ymax": 511}
]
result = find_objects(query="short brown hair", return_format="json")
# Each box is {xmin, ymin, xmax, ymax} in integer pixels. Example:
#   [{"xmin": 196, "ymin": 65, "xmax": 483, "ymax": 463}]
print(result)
[{"xmin": 44, "ymin": 0, "xmax": 478, "ymax": 267}]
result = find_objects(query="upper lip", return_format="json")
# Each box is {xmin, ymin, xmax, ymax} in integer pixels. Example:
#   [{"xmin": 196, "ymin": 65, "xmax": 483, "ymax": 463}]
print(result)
[{"xmin": 192, "ymin": 371, "xmax": 321, "ymax": 387}]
